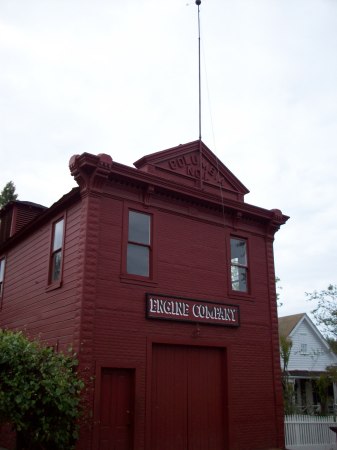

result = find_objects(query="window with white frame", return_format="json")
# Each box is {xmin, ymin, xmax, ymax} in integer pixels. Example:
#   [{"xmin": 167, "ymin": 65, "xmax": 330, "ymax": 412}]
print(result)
[
  {"xmin": 127, "ymin": 211, "xmax": 151, "ymax": 277},
  {"xmin": 300, "ymin": 343, "xmax": 308, "ymax": 354},
  {"xmin": 230, "ymin": 238, "xmax": 248, "ymax": 292}
]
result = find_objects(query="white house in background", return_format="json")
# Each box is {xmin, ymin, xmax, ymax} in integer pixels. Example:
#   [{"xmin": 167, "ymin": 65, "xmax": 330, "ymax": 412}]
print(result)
[{"xmin": 279, "ymin": 313, "xmax": 337, "ymax": 414}]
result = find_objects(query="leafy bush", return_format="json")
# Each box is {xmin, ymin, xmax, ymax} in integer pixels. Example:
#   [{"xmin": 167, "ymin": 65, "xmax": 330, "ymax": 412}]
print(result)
[{"xmin": 0, "ymin": 329, "xmax": 84, "ymax": 449}]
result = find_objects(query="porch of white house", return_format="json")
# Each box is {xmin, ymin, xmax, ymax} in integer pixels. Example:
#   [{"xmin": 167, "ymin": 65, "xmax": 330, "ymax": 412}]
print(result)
[{"xmin": 289, "ymin": 375, "xmax": 337, "ymax": 415}]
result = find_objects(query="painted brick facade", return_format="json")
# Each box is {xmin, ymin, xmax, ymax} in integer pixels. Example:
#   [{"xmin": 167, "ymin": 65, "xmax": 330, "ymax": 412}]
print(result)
[{"xmin": 0, "ymin": 140, "xmax": 288, "ymax": 450}]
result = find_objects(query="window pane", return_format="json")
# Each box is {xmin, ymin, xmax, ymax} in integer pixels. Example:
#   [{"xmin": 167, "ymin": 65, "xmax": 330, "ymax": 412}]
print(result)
[
  {"xmin": 52, "ymin": 251, "xmax": 62, "ymax": 282},
  {"xmin": 128, "ymin": 211, "xmax": 150, "ymax": 245},
  {"xmin": 127, "ymin": 244, "xmax": 149, "ymax": 277},
  {"xmin": 230, "ymin": 239, "xmax": 247, "ymax": 266},
  {"xmin": 300, "ymin": 344, "xmax": 307, "ymax": 354},
  {"xmin": 0, "ymin": 258, "xmax": 5, "ymax": 296},
  {"xmin": 231, "ymin": 266, "xmax": 247, "ymax": 292},
  {"xmin": 0, "ymin": 258, "xmax": 4, "ymax": 282},
  {"xmin": 53, "ymin": 219, "xmax": 64, "ymax": 251}
]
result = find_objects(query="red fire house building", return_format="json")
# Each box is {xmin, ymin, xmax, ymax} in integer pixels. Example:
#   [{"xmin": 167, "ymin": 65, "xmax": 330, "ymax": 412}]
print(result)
[{"xmin": 0, "ymin": 140, "xmax": 288, "ymax": 450}]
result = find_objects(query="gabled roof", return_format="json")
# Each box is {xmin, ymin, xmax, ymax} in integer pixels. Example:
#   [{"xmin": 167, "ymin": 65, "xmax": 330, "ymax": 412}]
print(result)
[
  {"xmin": 278, "ymin": 313, "xmax": 337, "ymax": 372},
  {"xmin": 0, "ymin": 200, "xmax": 47, "ymax": 246},
  {"xmin": 0, "ymin": 188, "xmax": 80, "ymax": 252},
  {"xmin": 0, "ymin": 199, "xmax": 46, "ymax": 217},
  {"xmin": 279, "ymin": 313, "xmax": 332, "ymax": 352},
  {"xmin": 134, "ymin": 140, "xmax": 249, "ymax": 202},
  {"xmin": 278, "ymin": 313, "xmax": 306, "ymax": 338}
]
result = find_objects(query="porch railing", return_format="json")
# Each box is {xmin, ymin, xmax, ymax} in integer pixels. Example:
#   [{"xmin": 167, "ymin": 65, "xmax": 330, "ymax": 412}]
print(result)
[
  {"xmin": 285, "ymin": 414, "xmax": 337, "ymax": 449},
  {"xmin": 292, "ymin": 404, "xmax": 337, "ymax": 415}
]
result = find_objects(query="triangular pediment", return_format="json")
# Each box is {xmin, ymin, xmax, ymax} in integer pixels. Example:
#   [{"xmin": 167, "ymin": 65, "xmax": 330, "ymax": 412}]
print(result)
[{"xmin": 134, "ymin": 140, "xmax": 249, "ymax": 201}]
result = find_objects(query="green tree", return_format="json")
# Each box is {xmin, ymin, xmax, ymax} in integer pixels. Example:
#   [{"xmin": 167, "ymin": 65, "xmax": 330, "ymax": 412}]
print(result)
[
  {"xmin": 0, "ymin": 329, "xmax": 84, "ymax": 450},
  {"xmin": 0, "ymin": 181, "xmax": 18, "ymax": 209},
  {"xmin": 279, "ymin": 335, "xmax": 295, "ymax": 414},
  {"xmin": 307, "ymin": 285, "xmax": 337, "ymax": 412},
  {"xmin": 326, "ymin": 337, "xmax": 337, "ymax": 355},
  {"xmin": 315, "ymin": 374, "xmax": 331, "ymax": 415},
  {"xmin": 314, "ymin": 366, "xmax": 337, "ymax": 415},
  {"xmin": 306, "ymin": 284, "xmax": 337, "ymax": 339},
  {"xmin": 276, "ymin": 276, "xmax": 283, "ymax": 308}
]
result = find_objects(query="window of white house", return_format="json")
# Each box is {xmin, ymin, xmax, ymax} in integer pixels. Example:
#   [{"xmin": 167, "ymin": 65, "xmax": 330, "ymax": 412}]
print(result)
[
  {"xmin": 0, "ymin": 257, "xmax": 5, "ymax": 297},
  {"xmin": 230, "ymin": 238, "xmax": 248, "ymax": 292},
  {"xmin": 127, "ymin": 211, "xmax": 151, "ymax": 277},
  {"xmin": 50, "ymin": 218, "xmax": 64, "ymax": 283},
  {"xmin": 300, "ymin": 343, "xmax": 308, "ymax": 354}
]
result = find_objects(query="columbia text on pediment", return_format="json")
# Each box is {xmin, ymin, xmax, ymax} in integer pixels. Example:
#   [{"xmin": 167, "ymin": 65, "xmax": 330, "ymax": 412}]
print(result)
[
  {"xmin": 158, "ymin": 152, "xmax": 230, "ymax": 188},
  {"xmin": 134, "ymin": 140, "xmax": 249, "ymax": 199}
]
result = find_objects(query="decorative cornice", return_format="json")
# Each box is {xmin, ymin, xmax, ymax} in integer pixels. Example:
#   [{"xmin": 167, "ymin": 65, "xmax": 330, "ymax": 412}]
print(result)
[
  {"xmin": 143, "ymin": 184, "xmax": 155, "ymax": 206},
  {"xmin": 266, "ymin": 208, "xmax": 288, "ymax": 237},
  {"xmin": 69, "ymin": 153, "xmax": 113, "ymax": 194},
  {"xmin": 68, "ymin": 151, "xmax": 288, "ymax": 235}
]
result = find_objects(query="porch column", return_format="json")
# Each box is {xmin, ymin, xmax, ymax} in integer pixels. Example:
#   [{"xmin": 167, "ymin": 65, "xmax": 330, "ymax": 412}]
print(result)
[{"xmin": 333, "ymin": 382, "xmax": 337, "ymax": 413}]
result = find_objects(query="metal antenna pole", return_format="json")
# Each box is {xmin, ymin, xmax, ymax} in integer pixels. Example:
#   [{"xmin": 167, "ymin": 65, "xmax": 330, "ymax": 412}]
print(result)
[
  {"xmin": 195, "ymin": 0, "xmax": 203, "ymax": 188},
  {"xmin": 196, "ymin": 0, "xmax": 201, "ymax": 141}
]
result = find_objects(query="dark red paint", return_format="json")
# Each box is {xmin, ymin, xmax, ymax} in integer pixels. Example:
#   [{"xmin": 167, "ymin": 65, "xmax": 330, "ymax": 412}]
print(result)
[{"xmin": 0, "ymin": 140, "xmax": 288, "ymax": 450}]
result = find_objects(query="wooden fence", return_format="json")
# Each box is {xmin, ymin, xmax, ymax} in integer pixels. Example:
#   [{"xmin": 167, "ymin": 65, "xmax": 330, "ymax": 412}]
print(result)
[{"xmin": 285, "ymin": 415, "xmax": 337, "ymax": 449}]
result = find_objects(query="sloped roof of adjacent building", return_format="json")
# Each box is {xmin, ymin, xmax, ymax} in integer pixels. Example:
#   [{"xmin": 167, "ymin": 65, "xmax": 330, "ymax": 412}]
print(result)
[
  {"xmin": 279, "ymin": 312, "xmax": 337, "ymax": 372},
  {"xmin": 278, "ymin": 313, "xmax": 306, "ymax": 338},
  {"xmin": 278, "ymin": 312, "xmax": 332, "ymax": 354}
]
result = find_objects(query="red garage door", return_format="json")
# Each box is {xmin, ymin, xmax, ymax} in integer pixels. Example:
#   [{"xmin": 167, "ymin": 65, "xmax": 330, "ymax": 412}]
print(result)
[{"xmin": 151, "ymin": 344, "xmax": 227, "ymax": 450}]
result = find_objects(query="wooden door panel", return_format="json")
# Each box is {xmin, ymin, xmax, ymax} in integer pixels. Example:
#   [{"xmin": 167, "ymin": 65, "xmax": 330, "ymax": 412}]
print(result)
[
  {"xmin": 151, "ymin": 345, "xmax": 188, "ymax": 450},
  {"xmin": 98, "ymin": 368, "xmax": 134, "ymax": 450},
  {"xmin": 151, "ymin": 344, "xmax": 226, "ymax": 450},
  {"xmin": 188, "ymin": 347, "xmax": 225, "ymax": 450}
]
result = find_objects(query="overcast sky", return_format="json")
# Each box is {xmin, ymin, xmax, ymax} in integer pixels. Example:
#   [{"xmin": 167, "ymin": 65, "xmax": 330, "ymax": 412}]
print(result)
[{"xmin": 1, "ymin": 0, "xmax": 336, "ymax": 318}]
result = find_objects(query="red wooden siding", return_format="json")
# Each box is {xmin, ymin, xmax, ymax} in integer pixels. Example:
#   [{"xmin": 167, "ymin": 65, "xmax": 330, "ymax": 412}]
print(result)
[
  {"xmin": 91, "ymin": 194, "xmax": 283, "ymax": 449},
  {"xmin": 0, "ymin": 201, "xmax": 82, "ymax": 352},
  {"xmin": 0, "ymin": 146, "xmax": 287, "ymax": 450},
  {"xmin": 151, "ymin": 344, "xmax": 227, "ymax": 450}
]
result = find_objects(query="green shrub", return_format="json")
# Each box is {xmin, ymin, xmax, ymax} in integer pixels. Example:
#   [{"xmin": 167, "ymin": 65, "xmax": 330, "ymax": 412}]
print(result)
[{"xmin": 0, "ymin": 329, "xmax": 84, "ymax": 449}]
